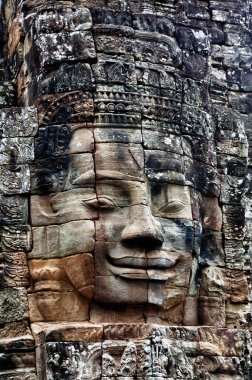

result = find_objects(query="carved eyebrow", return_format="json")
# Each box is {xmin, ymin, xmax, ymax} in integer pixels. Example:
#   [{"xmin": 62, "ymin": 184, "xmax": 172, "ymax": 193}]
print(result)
[
  {"xmin": 72, "ymin": 170, "xmax": 95, "ymax": 186},
  {"xmin": 96, "ymin": 170, "xmax": 144, "ymax": 182},
  {"xmin": 73, "ymin": 170, "xmax": 144, "ymax": 187}
]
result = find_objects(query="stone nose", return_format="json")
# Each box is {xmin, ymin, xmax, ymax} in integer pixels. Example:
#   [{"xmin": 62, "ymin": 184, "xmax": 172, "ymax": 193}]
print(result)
[{"xmin": 121, "ymin": 204, "xmax": 164, "ymax": 248}]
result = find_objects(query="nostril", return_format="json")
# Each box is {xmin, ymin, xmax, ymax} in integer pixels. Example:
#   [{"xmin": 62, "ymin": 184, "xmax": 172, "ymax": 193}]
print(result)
[
  {"xmin": 122, "ymin": 235, "xmax": 163, "ymax": 249},
  {"xmin": 121, "ymin": 223, "xmax": 164, "ymax": 248}
]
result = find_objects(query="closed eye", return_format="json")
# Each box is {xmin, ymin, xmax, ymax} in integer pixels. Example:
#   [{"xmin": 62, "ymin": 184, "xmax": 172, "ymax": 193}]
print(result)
[
  {"xmin": 159, "ymin": 200, "xmax": 187, "ymax": 214},
  {"xmin": 83, "ymin": 196, "xmax": 118, "ymax": 210}
]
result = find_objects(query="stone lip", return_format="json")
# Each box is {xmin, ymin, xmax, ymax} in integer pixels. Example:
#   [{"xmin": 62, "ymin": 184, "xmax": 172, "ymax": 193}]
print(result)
[{"xmin": 107, "ymin": 249, "xmax": 181, "ymax": 280}]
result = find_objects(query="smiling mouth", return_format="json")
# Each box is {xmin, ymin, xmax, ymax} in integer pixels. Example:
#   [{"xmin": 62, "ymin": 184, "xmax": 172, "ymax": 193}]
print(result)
[{"xmin": 106, "ymin": 250, "xmax": 180, "ymax": 280}]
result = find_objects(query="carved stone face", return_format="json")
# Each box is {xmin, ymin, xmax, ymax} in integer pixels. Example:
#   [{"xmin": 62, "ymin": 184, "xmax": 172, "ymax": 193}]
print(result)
[
  {"xmin": 24, "ymin": 4, "xmax": 247, "ymax": 326},
  {"xmin": 29, "ymin": 133, "xmax": 199, "ymax": 323},
  {"xmin": 91, "ymin": 143, "xmax": 195, "ymax": 314}
]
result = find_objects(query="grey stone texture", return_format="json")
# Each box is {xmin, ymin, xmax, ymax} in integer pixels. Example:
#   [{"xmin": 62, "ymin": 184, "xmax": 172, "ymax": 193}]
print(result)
[{"xmin": 0, "ymin": 0, "xmax": 252, "ymax": 378}]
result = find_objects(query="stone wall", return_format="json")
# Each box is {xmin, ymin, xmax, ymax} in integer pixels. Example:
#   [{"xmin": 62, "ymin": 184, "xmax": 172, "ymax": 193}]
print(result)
[{"xmin": 0, "ymin": 0, "xmax": 252, "ymax": 379}]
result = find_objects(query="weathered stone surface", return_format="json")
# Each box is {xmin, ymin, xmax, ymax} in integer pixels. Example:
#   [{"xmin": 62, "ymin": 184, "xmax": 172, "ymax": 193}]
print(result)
[
  {"xmin": 0, "ymin": 164, "xmax": 30, "ymax": 194},
  {"xmin": 37, "ymin": 91, "xmax": 94, "ymax": 126},
  {"xmin": 0, "ymin": 107, "xmax": 38, "ymax": 136},
  {"xmin": 34, "ymin": 7, "xmax": 92, "ymax": 34},
  {"xmin": 200, "ymin": 267, "xmax": 249, "ymax": 303},
  {"xmin": 30, "ymin": 153, "xmax": 95, "ymax": 194},
  {"xmin": 0, "ymin": 137, "xmax": 34, "ymax": 164},
  {"xmin": 0, "ymin": 195, "xmax": 28, "ymax": 226},
  {"xmin": 95, "ymin": 143, "xmax": 144, "ymax": 181},
  {"xmin": 30, "ymin": 189, "xmax": 98, "ymax": 226},
  {"xmin": 34, "ymin": 124, "xmax": 94, "ymax": 159},
  {"xmin": 25, "ymin": 31, "xmax": 96, "ymax": 74},
  {"xmin": 0, "ymin": 252, "xmax": 29, "ymax": 287},
  {"xmin": 29, "ymin": 220, "xmax": 95, "ymax": 259},
  {"xmin": 0, "ymin": 288, "xmax": 28, "ymax": 323},
  {"xmin": 0, "ymin": 225, "xmax": 31, "ymax": 252},
  {"xmin": 1, "ymin": 0, "xmax": 252, "ymax": 378}
]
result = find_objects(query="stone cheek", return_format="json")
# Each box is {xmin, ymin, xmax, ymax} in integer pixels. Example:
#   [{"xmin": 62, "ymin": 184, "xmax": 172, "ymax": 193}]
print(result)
[{"xmin": 0, "ymin": 0, "xmax": 252, "ymax": 379}]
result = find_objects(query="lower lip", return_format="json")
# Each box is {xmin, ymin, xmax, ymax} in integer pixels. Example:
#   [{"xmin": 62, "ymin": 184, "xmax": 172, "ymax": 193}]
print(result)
[
  {"xmin": 106, "ymin": 259, "xmax": 175, "ymax": 281},
  {"xmin": 34, "ymin": 281, "xmax": 62, "ymax": 292}
]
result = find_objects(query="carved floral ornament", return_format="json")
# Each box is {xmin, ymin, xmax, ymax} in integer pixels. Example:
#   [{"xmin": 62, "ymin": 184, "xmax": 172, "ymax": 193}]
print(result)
[{"xmin": 0, "ymin": 0, "xmax": 252, "ymax": 379}]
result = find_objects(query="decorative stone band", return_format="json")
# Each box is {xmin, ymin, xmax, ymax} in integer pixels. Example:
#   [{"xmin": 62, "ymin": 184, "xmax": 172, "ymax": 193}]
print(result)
[{"xmin": 32, "ymin": 323, "xmax": 252, "ymax": 380}]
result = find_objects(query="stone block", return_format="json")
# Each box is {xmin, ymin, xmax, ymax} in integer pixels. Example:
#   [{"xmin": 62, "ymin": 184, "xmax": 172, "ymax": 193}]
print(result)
[
  {"xmin": 0, "ymin": 320, "xmax": 32, "ymax": 341},
  {"xmin": 30, "ymin": 188, "xmax": 98, "ymax": 226},
  {"xmin": 28, "ymin": 253, "xmax": 94, "ymax": 322},
  {"xmin": 90, "ymin": 303, "xmax": 145, "ymax": 324},
  {"xmin": 143, "ymin": 131, "xmax": 183, "ymax": 155},
  {"xmin": 226, "ymin": 302, "xmax": 250, "ymax": 329},
  {"xmin": 200, "ymin": 267, "xmax": 249, "ymax": 303},
  {"xmin": 28, "ymin": 253, "xmax": 94, "ymax": 298},
  {"xmin": 225, "ymin": 239, "xmax": 250, "ymax": 270},
  {"xmin": 198, "ymin": 296, "xmax": 225, "ymax": 327},
  {"xmin": 31, "ymin": 322, "xmax": 103, "ymax": 345},
  {"xmin": 0, "ymin": 195, "xmax": 28, "ymax": 226},
  {"xmin": 198, "ymin": 327, "xmax": 248, "ymax": 357},
  {"xmin": 94, "ymin": 275, "xmax": 148, "ymax": 305},
  {"xmin": 220, "ymin": 175, "xmax": 245, "ymax": 204},
  {"xmin": 150, "ymin": 183, "xmax": 192, "ymax": 220},
  {"xmin": 34, "ymin": 6, "xmax": 92, "ymax": 34},
  {"xmin": 0, "ymin": 370, "xmax": 37, "ymax": 379},
  {"xmin": 0, "ymin": 225, "xmax": 31, "ymax": 252},
  {"xmin": 145, "ymin": 150, "xmax": 185, "ymax": 184},
  {"xmin": 30, "ymin": 153, "xmax": 95, "ymax": 194},
  {"xmin": 0, "ymin": 83, "xmax": 16, "ymax": 109},
  {"xmin": 0, "ymin": 107, "xmax": 38, "ymax": 137},
  {"xmin": 185, "ymin": 158, "xmax": 220, "ymax": 197},
  {"xmin": 35, "ymin": 124, "xmax": 94, "ymax": 159},
  {"xmin": 217, "ymin": 139, "xmax": 248, "ymax": 158},
  {"xmin": 37, "ymin": 341, "xmax": 102, "ymax": 380},
  {"xmin": 26, "ymin": 31, "xmax": 96, "ymax": 74},
  {"xmin": 92, "ymin": 54, "xmax": 137, "ymax": 86},
  {"xmin": 0, "ymin": 137, "xmax": 34, "ymax": 165},
  {"xmin": 0, "ymin": 252, "xmax": 29, "ymax": 287},
  {"xmin": 0, "ymin": 164, "xmax": 30, "ymax": 194},
  {"xmin": 28, "ymin": 291, "xmax": 90, "ymax": 322},
  {"xmin": 199, "ymin": 229, "xmax": 224, "ymax": 266},
  {"xmin": 223, "ymin": 205, "xmax": 245, "ymax": 240},
  {"xmin": 181, "ymin": 104, "xmax": 213, "ymax": 138},
  {"xmin": 182, "ymin": 136, "xmax": 217, "ymax": 166},
  {"xmin": 95, "ymin": 207, "xmax": 129, "ymax": 242},
  {"xmin": 37, "ymin": 91, "xmax": 94, "ymax": 126},
  {"xmin": 141, "ymin": 118, "xmax": 180, "ymax": 135},
  {"xmin": 0, "ymin": 352, "xmax": 35, "ymax": 371},
  {"xmin": 0, "ymin": 287, "xmax": 28, "ymax": 323},
  {"xmin": 95, "ymin": 143, "xmax": 144, "ymax": 181},
  {"xmin": 157, "ymin": 218, "xmax": 195, "ymax": 254},
  {"xmin": 97, "ymin": 179, "xmax": 148, "ymax": 207},
  {"xmin": 31, "ymin": 63, "xmax": 95, "ymax": 99},
  {"xmin": 29, "ymin": 220, "xmax": 95, "ymax": 259},
  {"xmin": 94, "ymin": 127, "xmax": 142, "ymax": 144}
]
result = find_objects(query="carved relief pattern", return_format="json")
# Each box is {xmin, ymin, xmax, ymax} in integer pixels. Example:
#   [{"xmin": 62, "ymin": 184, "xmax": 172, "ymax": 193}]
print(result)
[{"xmin": 0, "ymin": 0, "xmax": 252, "ymax": 379}]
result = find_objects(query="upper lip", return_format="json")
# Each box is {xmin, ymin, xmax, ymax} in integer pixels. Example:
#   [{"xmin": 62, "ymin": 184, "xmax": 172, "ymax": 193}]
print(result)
[
  {"xmin": 108, "ymin": 256, "xmax": 177, "ymax": 269},
  {"xmin": 107, "ymin": 249, "xmax": 181, "ymax": 269}
]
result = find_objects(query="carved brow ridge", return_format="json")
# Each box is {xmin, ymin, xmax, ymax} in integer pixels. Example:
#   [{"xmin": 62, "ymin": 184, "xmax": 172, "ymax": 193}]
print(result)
[{"xmin": 73, "ymin": 170, "xmax": 144, "ymax": 185}]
